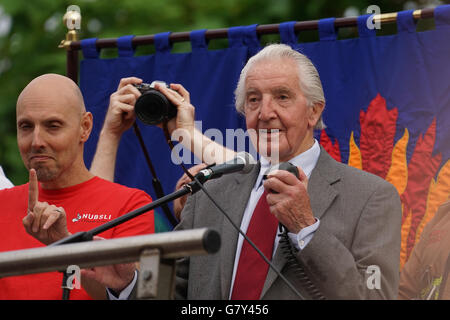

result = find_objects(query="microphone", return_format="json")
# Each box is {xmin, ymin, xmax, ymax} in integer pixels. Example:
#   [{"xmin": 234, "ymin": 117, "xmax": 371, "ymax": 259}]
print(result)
[
  {"xmin": 263, "ymin": 161, "xmax": 299, "ymax": 181},
  {"xmin": 195, "ymin": 152, "xmax": 256, "ymax": 182}
]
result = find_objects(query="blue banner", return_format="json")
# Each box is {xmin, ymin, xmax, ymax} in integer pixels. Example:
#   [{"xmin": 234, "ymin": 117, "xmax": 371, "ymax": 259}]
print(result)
[{"xmin": 80, "ymin": 6, "xmax": 450, "ymax": 265}]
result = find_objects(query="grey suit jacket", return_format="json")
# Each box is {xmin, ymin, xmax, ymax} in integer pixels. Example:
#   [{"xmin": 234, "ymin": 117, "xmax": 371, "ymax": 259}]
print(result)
[{"xmin": 174, "ymin": 147, "xmax": 402, "ymax": 300}]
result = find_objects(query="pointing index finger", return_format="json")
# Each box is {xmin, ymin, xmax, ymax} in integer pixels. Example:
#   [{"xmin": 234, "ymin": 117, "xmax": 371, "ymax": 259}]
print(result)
[{"xmin": 28, "ymin": 169, "xmax": 39, "ymax": 211}]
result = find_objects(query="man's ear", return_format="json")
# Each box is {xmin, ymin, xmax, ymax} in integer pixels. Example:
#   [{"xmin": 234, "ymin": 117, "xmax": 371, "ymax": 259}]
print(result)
[
  {"xmin": 308, "ymin": 102, "xmax": 325, "ymax": 128},
  {"xmin": 80, "ymin": 112, "xmax": 93, "ymax": 143}
]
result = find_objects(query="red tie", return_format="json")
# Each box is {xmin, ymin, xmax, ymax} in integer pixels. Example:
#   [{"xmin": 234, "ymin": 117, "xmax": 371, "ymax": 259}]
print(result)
[{"xmin": 231, "ymin": 190, "xmax": 279, "ymax": 300}]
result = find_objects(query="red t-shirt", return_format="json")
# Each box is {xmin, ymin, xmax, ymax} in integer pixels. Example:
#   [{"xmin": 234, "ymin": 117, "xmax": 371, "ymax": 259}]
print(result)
[{"xmin": 0, "ymin": 176, "xmax": 154, "ymax": 300}]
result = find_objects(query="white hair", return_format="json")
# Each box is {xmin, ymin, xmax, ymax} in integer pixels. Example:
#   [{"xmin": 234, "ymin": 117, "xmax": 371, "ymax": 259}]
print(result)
[{"xmin": 234, "ymin": 43, "xmax": 326, "ymax": 130}]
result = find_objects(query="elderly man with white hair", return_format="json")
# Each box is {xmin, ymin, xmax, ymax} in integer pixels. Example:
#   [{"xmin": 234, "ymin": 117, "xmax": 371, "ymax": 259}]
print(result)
[{"xmin": 173, "ymin": 43, "xmax": 402, "ymax": 300}]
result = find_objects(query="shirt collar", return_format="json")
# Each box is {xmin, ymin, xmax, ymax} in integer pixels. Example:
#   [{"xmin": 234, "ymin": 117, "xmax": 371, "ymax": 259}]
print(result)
[{"xmin": 285, "ymin": 139, "xmax": 321, "ymax": 179}]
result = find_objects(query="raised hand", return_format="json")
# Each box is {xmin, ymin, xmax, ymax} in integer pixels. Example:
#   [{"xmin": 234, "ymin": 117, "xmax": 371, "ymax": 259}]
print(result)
[
  {"xmin": 22, "ymin": 169, "xmax": 71, "ymax": 245},
  {"xmin": 153, "ymin": 83, "xmax": 195, "ymax": 135},
  {"xmin": 103, "ymin": 77, "xmax": 143, "ymax": 137}
]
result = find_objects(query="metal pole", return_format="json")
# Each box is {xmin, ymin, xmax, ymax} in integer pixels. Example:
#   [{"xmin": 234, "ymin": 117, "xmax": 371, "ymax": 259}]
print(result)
[
  {"xmin": 66, "ymin": 8, "xmax": 435, "ymax": 51},
  {"xmin": 0, "ymin": 228, "xmax": 220, "ymax": 278},
  {"xmin": 58, "ymin": 6, "xmax": 81, "ymax": 83}
]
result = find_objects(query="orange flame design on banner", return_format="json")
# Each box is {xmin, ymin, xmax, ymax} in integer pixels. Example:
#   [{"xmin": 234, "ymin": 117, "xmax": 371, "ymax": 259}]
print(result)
[{"xmin": 320, "ymin": 94, "xmax": 450, "ymax": 269}]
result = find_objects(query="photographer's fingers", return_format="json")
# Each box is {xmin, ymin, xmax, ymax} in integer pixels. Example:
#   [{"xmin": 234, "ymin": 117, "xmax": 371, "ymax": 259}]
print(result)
[
  {"xmin": 114, "ymin": 85, "xmax": 141, "ymax": 101},
  {"xmin": 117, "ymin": 77, "xmax": 142, "ymax": 90},
  {"xmin": 170, "ymin": 83, "xmax": 190, "ymax": 102},
  {"xmin": 104, "ymin": 96, "xmax": 136, "ymax": 134},
  {"xmin": 114, "ymin": 93, "xmax": 139, "ymax": 105},
  {"xmin": 152, "ymin": 82, "xmax": 195, "ymax": 134},
  {"xmin": 111, "ymin": 96, "xmax": 136, "ymax": 114},
  {"xmin": 155, "ymin": 83, "xmax": 186, "ymax": 105}
]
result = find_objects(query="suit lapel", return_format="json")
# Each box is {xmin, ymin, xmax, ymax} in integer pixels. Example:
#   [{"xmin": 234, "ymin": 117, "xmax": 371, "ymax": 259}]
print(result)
[
  {"xmin": 261, "ymin": 147, "xmax": 340, "ymax": 298},
  {"xmin": 220, "ymin": 163, "xmax": 260, "ymax": 299},
  {"xmin": 308, "ymin": 148, "xmax": 340, "ymax": 220}
]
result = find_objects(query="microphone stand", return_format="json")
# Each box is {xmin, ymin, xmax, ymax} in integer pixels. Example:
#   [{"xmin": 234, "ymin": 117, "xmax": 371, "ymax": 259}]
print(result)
[{"xmin": 50, "ymin": 178, "xmax": 205, "ymax": 300}]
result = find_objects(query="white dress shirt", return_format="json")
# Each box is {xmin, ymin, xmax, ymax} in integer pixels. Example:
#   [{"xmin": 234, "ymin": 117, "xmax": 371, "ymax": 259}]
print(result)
[{"xmin": 229, "ymin": 139, "xmax": 321, "ymax": 297}]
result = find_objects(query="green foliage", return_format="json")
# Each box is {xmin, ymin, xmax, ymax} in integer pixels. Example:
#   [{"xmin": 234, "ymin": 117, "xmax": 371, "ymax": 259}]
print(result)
[{"xmin": 0, "ymin": 0, "xmax": 439, "ymax": 185}]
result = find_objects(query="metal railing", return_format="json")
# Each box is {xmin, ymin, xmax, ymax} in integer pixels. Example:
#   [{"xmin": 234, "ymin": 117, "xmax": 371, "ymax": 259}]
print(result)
[{"xmin": 0, "ymin": 228, "xmax": 220, "ymax": 299}]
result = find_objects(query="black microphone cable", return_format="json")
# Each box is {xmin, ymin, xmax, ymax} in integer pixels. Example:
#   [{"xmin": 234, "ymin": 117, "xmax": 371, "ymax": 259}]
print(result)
[{"xmin": 191, "ymin": 174, "xmax": 305, "ymax": 300}]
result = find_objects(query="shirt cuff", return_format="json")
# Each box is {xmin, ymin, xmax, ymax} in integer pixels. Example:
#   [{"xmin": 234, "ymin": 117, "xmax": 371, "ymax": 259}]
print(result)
[
  {"xmin": 106, "ymin": 270, "xmax": 138, "ymax": 300},
  {"xmin": 288, "ymin": 218, "xmax": 320, "ymax": 251}
]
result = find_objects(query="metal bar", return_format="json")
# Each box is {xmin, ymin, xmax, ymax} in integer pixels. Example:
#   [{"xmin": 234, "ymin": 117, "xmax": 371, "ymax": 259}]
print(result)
[
  {"xmin": 135, "ymin": 248, "xmax": 177, "ymax": 299},
  {"xmin": 155, "ymin": 259, "xmax": 176, "ymax": 299},
  {"xmin": 67, "ymin": 8, "xmax": 435, "ymax": 51},
  {"xmin": 66, "ymin": 48, "xmax": 79, "ymax": 83},
  {"xmin": 0, "ymin": 228, "xmax": 220, "ymax": 278},
  {"xmin": 137, "ymin": 249, "xmax": 161, "ymax": 299}
]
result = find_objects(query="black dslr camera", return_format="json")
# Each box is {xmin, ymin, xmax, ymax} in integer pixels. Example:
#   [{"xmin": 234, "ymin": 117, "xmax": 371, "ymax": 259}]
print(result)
[{"xmin": 134, "ymin": 81, "xmax": 177, "ymax": 125}]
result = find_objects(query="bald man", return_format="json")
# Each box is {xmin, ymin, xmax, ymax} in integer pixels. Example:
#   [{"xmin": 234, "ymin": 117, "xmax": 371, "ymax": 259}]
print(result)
[{"xmin": 0, "ymin": 74, "xmax": 154, "ymax": 300}]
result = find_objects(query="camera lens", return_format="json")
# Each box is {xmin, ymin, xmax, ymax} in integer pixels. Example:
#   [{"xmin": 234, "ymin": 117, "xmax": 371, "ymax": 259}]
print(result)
[{"xmin": 135, "ymin": 89, "xmax": 177, "ymax": 125}]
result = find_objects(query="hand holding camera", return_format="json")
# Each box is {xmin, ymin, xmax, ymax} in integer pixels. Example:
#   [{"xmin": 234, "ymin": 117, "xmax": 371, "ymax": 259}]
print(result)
[
  {"xmin": 134, "ymin": 81, "xmax": 177, "ymax": 125},
  {"xmin": 103, "ymin": 77, "xmax": 143, "ymax": 137},
  {"xmin": 92, "ymin": 78, "xmax": 197, "ymax": 181},
  {"xmin": 134, "ymin": 81, "xmax": 195, "ymax": 135}
]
